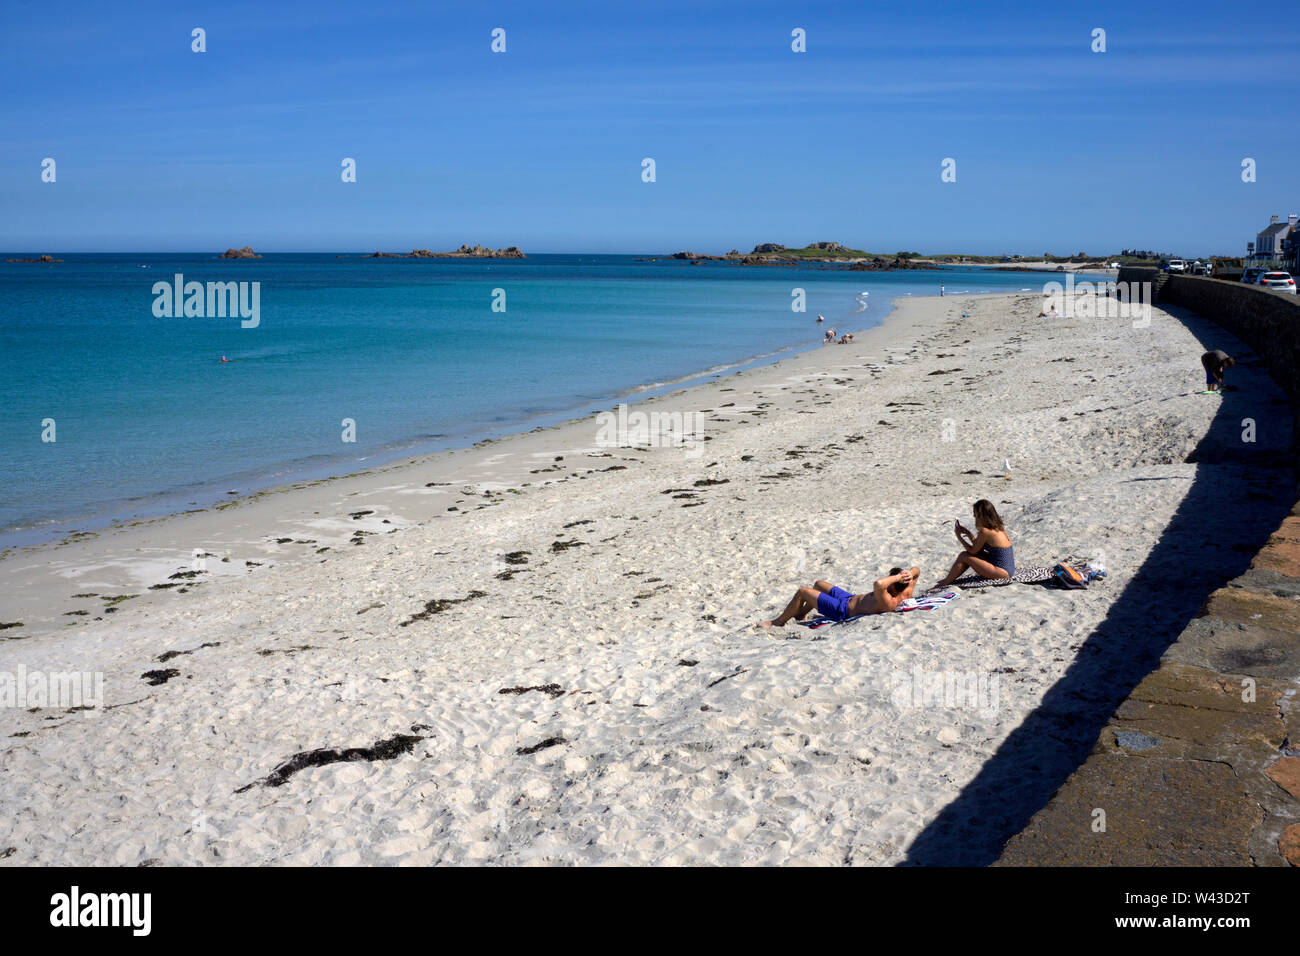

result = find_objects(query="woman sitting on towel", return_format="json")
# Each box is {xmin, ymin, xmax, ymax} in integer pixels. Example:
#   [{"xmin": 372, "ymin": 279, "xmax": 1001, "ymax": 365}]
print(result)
[
  {"xmin": 757, "ymin": 566, "xmax": 921, "ymax": 628},
  {"xmin": 935, "ymin": 499, "xmax": 1015, "ymax": 589}
]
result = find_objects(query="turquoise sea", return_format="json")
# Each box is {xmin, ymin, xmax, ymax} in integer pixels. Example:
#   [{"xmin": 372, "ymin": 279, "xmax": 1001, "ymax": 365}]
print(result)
[{"xmin": 0, "ymin": 254, "xmax": 1038, "ymax": 545}]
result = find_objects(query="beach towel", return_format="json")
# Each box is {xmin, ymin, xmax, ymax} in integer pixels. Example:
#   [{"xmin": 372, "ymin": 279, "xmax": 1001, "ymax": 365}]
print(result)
[
  {"xmin": 897, "ymin": 589, "xmax": 960, "ymax": 611},
  {"xmin": 951, "ymin": 558, "xmax": 1104, "ymax": 590},
  {"xmin": 951, "ymin": 565, "xmax": 1054, "ymax": 589}
]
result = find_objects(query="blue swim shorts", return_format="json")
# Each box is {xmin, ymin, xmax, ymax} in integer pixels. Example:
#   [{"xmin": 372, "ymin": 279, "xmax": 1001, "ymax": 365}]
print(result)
[{"xmin": 816, "ymin": 586, "xmax": 853, "ymax": 621}]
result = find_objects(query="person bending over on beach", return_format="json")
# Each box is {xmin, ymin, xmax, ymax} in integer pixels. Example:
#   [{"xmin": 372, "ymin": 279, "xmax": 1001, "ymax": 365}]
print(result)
[
  {"xmin": 837, "ymin": 333, "xmax": 854, "ymax": 344},
  {"xmin": 757, "ymin": 567, "xmax": 921, "ymax": 628},
  {"xmin": 934, "ymin": 499, "xmax": 1015, "ymax": 589},
  {"xmin": 1201, "ymin": 349, "xmax": 1234, "ymax": 391},
  {"xmin": 823, "ymin": 328, "xmax": 836, "ymax": 343}
]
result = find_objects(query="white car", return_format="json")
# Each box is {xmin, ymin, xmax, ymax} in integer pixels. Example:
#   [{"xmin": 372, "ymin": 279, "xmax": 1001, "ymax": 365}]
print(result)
[
  {"xmin": 1254, "ymin": 271, "xmax": 1297, "ymax": 293},
  {"xmin": 1166, "ymin": 259, "xmax": 1186, "ymax": 272}
]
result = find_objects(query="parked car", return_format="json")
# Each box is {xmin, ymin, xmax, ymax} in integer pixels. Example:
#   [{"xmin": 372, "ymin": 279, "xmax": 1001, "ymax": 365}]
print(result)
[
  {"xmin": 1166, "ymin": 259, "xmax": 1187, "ymax": 272},
  {"xmin": 1255, "ymin": 271, "xmax": 1297, "ymax": 293},
  {"xmin": 1192, "ymin": 262, "xmax": 1212, "ymax": 276},
  {"xmin": 1241, "ymin": 268, "xmax": 1266, "ymax": 284}
]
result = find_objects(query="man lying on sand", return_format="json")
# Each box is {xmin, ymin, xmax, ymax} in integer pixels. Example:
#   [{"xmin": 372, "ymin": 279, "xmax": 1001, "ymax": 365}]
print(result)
[{"xmin": 757, "ymin": 567, "xmax": 921, "ymax": 628}]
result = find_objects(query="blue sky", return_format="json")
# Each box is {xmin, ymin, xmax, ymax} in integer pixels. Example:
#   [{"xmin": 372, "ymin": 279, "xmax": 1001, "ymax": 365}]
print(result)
[{"xmin": 2, "ymin": 0, "xmax": 1296, "ymax": 255}]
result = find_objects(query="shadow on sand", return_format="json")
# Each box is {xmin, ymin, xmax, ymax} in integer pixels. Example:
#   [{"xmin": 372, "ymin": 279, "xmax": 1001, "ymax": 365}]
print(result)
[{"xmin": 902, "ymin": 306, "xmax": 1295, "ymax": 866}]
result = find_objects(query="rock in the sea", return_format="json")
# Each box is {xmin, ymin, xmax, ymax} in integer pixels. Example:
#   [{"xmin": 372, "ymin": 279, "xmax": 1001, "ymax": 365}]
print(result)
[
  {"xmin": 219, "ymin": 246, "xmax": 261, "ymax": 258},
  {"xmin": 6, "ymin": 254, "xmax": 62, "ymax": 263},
  {"xmin": 368, "ymin": 245, "xmax": 525, "ymax": 259},
  {"xmin": 751, "ymin": 243, "xmax": 786, "ymax": 254},
  {"xmin": 450, "ymin": 244, "xmax": 525, "ymax": 258},
  {"xmin": 849, "ymin": 255, "xmax": 933, "ymax": 271}
]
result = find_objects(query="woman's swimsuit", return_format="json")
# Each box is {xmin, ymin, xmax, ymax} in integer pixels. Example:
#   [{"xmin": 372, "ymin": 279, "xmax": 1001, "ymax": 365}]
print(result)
[{"xmin": 978, "ymin": 543, "xmax": 1015, "ymax": 575}]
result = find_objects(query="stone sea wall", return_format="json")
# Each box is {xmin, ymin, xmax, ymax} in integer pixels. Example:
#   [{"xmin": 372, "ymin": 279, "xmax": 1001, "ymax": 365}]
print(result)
[{"xmin": 997, "ymin": 268, "xmax": 1300, "ymax": 866}]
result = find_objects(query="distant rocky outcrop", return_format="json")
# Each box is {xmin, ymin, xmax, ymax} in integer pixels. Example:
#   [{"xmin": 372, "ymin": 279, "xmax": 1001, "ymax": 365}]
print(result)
[
  {"xmin": 849, "ymin": 255, "xmax": 934, "ymax": 271},
  {"xmin": 653, "ymin": 242, "xmax": 932, "ymax": 269},
  {"xmin": 438, "ymin": 244, "xmax": 525, "ymax": 258},
  {"xmin": 368, "ymin": 245, "xmax": 525, "ymax": 259},
  {"xmin": 735, "ymin": 241, "xmax": 867, "ymax": 263},
  {"xmin": 220, "ymin": 246, "xmax": 261, "ymax": 258},
  {"xmin": 670, "ymin": 251, "xmax": 725, "ymax": 261},
  {"xmin": 6, "ymin": 254, "xmax": 62, "ymax": 263}
]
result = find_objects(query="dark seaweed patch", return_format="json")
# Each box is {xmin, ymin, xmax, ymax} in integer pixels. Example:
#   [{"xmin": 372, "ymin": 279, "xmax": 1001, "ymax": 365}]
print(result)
[
  {"xmin": 499, "ymin": 684, "xmax": 565, "ymax": 699},
  {"xmin": 155, "ymin": 642, "xmax": 220, "ymax": 663},
  {"xmin": 516, "ymin": 736, "xmax": 567, "ymax": 756},
  {"xmin": 235, "ymin": 733, "xmax": 425, "ymax": 792},
  {"xmin": 141, "ymin": 668, "xmax": 180, "ymax": 685},
  {"xmin": 399, "ymin": 590, "xmax": 487, "ymax": 626}
]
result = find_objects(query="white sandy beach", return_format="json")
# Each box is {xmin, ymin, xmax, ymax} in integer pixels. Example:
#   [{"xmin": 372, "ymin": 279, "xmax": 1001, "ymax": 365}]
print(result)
[{"xmin": 0, "ymin": 289, "xmax": 1290, "ymax": 866}]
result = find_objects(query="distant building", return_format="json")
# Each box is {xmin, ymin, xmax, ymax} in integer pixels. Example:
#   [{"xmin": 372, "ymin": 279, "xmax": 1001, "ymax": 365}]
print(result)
[
  {"xmin": 1280, "ymin": 215, "xmax": 1300, "ymax": 270},
  {"xmin": 1255, "ymin": 214, "xmax": 1295, "ymax": 262}
]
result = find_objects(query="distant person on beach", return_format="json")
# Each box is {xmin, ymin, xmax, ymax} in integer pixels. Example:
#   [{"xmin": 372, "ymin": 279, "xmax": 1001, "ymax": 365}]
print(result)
[
  {"xmin": 1038, "ymin": 304, "xmax": 1059, "ymax": 317},
  {"xmin": 837, "ymin": 333, "xmax": 854, "ymax": 344},
  {"xmin": 1201, "ymin": 349, "xmax": 1234, "ymax": 391},
  {"xmin": 824, "ymin": 329, "xmax": 836, "ymax": 343},
  {"xmin": 934, "ymin": 499, "xmax": 1015, "ymax": 589},
  {"xmin": 757, "ymin": 566, "xmax": 921, "ymax": 628}
]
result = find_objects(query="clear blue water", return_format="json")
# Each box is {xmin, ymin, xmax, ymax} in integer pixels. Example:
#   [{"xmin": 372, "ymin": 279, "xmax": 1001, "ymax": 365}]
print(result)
[{"xmin": 0, "ymin": 253, "xmax": 1037, "ymax": 545}]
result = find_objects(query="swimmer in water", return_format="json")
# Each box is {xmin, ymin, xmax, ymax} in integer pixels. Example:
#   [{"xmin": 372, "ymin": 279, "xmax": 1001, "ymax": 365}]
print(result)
[
  {"xmin": 220, "ymin": 356, "xmax": 231, "ymax": 363},
  {"xmin": 816, "ymin": 314, "xmax": 824, "ymax": 323}
]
